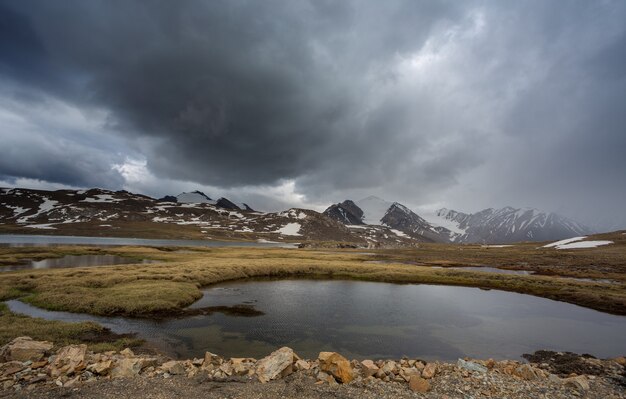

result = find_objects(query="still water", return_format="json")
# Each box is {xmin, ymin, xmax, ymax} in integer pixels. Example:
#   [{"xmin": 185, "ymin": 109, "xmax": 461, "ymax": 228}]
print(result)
[
  {"xmin": 6, "ymin": 280, "xmax": 625, "ymax": 361},
  {"xmin": 0, "ymin": 254, "xmax": 158, "ymax": 272},
  {"xmin": 0, "ymin": 234, "xmax": 294, "ymax": 248}
]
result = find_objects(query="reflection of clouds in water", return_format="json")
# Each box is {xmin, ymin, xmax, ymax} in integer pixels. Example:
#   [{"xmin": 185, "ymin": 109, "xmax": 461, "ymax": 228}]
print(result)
[{"xmin": 6, "ymin": 280, "xmax": 626, "ymax": 360}]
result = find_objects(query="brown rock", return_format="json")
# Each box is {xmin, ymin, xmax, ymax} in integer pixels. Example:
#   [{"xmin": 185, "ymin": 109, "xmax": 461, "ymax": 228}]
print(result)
[
  {"xmin": 162, "ymin": 360, "xmax": 186, "ymax": 375},
  {"xmin": 203, "ymin": 351, "xmax": 222, "ymax": 367},
  {"xmin": 613, "ymin": 356, "xmax": 626, "ymax": 366},
  {"xmin": 381, "ymin": 360, "xmax": 398, "ymax": 375},
  {"xmin": 0, "ymin": 337, "xmax": 53, "ymax": 362},
  {"xmin": 255, "ymin": 347, "xmax": 297, "ymax": 383},
  {"xmin": 400, "ymin": 367, "xmax": 420, "ymax": 382},
  {"xmin": 513, "ymin": 364, "xmax": 538, "ymax": 380},
  {"xmin": 361, "ymin": 359, "xmax": 379, "ymax": 377},
  {"xmin": 87, "ymin": 360, "xmax": 113, "ymax": 375},
  {"xmin": 111, "ymin": 358, "xmax": 142, "ymax": 378},
  {"xmin": 563, "ymin": 375, "xmax": 590, "ymax": 391},
  {"xmin": 51, "ymin": 345, "xmax": 87, "ymax": 378},
  {"xmin": 120, "ymin": 348, "xmax": 134, "ymax": 358},
  {"xmin": 295, "ymin": 359, "xmax": 311, "ymax": 371},
  {"xmin": 0, "ymin": 361, "xmax": 26, "ymax": 376},
  {"xmin": 318, "ymin": 352, "xmax": 354, "ymax": 383},
  {"xmin": 422, "ymin": 363, "xmax": 437, "ymax": 379},
  {"xmin": 409, "ymin": 375, "xmax": 430, "ymax": 393}
]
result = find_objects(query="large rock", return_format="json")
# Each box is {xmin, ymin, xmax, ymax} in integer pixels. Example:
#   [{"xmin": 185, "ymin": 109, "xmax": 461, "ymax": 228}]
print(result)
[
  {"xmin": 51, "ymin": 344, "xmax": 87, "ymax": 378},
  {"xmin": 111, "ymin": 358, "xmax": 142, "ymax": 378},
  {"xmin": 318, "ymin": 352, "xmax": 354, "ymax": 383},
  {"xmin": 255, "ymin": 347, "xmax": 298, "ymax": 383},
  {"xmin": 0, "ymin": 337, "xmax": 53, "ymax": 362},
  {"xmin": 87, "ymin": 360, "xmax": 114, "ymax": 376},
  {"xmin": 409, "ymin": 375, "xmax": 430, "ymax": 393},
  {"xmin": 0, "ymin": 361, "xmax": 26, "ymax": 377}
]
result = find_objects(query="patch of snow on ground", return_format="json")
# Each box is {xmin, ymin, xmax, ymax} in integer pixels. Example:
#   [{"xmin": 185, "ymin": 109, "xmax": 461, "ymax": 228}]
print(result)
[
  {"xmin": 17, "ymin": 198, "xmax": 58, "ymax": 223},
  {"xmin": 347, "ymin": 225, "xmax": 368, "ymax": 229},
  {"xmin": 81, "ymin": 194, "xmax": 121, "ymax": 203},
  {"xmin": 543, "ymin": 236, "xmax": 587, "ymax": 248},
  {"xmin": 389, "ymin": 229, "xmax": 408, "ymax": 238},
  {"xmin": 25, "ymin": 223, "xmax": 57, "ymax": 229},
  {"xmin": 481, "ymin": 245, "xmax": 513, "ymax": 248},
  {"xmin": 276, "ymin": 223, "xmax": 302, "ymax": 236},
  {"xmin": 555, "ymin": 240, "xmax": 613, "ymax": 249}
]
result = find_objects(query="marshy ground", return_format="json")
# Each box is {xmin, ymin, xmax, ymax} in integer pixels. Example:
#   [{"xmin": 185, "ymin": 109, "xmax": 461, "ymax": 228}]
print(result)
[{"xmin": 0, "ymin": 231, "xmax": 625, "ymax": 353}]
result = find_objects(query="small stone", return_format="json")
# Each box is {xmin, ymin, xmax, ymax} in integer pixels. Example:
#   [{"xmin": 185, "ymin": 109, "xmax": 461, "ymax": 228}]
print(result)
[
  {"xmin": 295, "ymin": 359, "xmax": 310, "ymax": 371},
  {"xmin": 563, "ymin": 375, "xmax": 590, "ymax": 391},
  {"xmin": 161, "ymin": 361, "xmax": 186, "ymax": 375},
  {"xmin": 191, "ymin": 358, "xmax": 204, "ymax": 366},
  {"xmin": 513, "ymin": 364, "xmax": 538, "ymax": 380},
  {"xmin": 87, "ymin": 360, "xmax": 113, "ymax": 375},
  {"xmin": 381, "ymin": 360, "xmax": 397, "ymax": 375},
  {"xmin": 360, "ymin": 360, "xmax": 379, "ymax": 377},
  {"xmin": 457, "ymin": 359, "xmax": 488, "ymax": 373},
  {"xmin": 422, "ymin": 363, "xmax": 437, "ymax": 379},
  {"xmin": 409, "ymin": 375, "xmax": 430, "ymax": 393}
]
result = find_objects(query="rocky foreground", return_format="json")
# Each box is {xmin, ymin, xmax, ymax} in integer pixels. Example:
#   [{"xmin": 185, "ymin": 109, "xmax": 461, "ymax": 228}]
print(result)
[{"xmin": 1, "ymin": 337, "xmax": 624, "ymax": 398}]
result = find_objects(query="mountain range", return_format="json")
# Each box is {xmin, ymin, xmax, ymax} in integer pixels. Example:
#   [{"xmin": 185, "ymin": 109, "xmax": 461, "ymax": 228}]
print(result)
[
  {"xmin": 0, "ymin": 187, "xmax": 592, "ymax": 246},
  {"xmin": 323, "ymin": 196, "xmax": 592, "ymax": 244}
]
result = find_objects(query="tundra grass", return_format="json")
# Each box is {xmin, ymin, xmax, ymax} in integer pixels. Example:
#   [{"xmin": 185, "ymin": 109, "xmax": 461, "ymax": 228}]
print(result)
[
  {"xmin": 0, "ymin": 303, "xmax": 142, "ymax": 352},
  {"xmin": 0, "ymin": 243, "xmax": 624, "ymax": 317}
]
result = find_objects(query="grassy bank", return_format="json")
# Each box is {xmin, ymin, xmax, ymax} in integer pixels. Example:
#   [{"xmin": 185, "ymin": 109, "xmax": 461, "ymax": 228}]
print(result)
[
  {"xmin": 0, "ymin": 244, "xmax": 625, "ymax": 318},
  {"xmin": 0, "ymin": 303, "xmax": 142, "ymax": 351}
]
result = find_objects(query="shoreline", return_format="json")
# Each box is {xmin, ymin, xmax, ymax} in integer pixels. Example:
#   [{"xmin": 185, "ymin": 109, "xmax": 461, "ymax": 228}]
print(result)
[{"xmin": 1, "ymin": 337, "xmax": 624, "ymax": 398}]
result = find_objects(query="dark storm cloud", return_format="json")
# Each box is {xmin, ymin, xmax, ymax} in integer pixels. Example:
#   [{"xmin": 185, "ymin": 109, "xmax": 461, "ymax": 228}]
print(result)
[{"xmin": 1, "ymin": 0, "xmax": 626, "ymax": 228}]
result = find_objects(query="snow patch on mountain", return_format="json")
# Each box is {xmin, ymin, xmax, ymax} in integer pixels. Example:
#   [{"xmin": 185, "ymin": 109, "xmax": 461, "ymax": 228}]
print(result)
[
  {"xmin": 176, "ymin": 191, "xmax": 214, "ymax": 204},
  {"xmin": 276, "ymin": 223, "xmax": 302, "ymax": 236},
  {"xmin": 543, "ymin": 236, "xmax": 587, "ymax": 248}
]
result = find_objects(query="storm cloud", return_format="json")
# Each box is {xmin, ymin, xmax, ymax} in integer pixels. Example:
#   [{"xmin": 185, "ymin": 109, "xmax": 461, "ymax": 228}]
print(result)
[{"xmin": 1, "ymin": 0, "xmax": 625, "ymax": 229}]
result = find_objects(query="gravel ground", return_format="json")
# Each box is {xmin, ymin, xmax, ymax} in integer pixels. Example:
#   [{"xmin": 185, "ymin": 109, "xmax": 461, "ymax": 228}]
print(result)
[{"xmin": 3, "ymin": 369, "xmax": 624, "ymax": 399}]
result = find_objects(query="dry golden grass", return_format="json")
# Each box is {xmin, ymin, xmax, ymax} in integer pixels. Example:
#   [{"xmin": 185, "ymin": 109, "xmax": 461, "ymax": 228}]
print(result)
[
  {"xmin": 0, "ymin": 303, "xmax": 142, "ymax": 351},
  {"xmin": 1, "ymin": 240, "xmax": 625, "ymax": 317}
]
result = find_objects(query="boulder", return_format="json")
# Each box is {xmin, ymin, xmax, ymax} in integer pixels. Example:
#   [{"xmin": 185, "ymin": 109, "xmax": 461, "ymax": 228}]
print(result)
[
  {"xmin": 255, "ymin": 347, "xmax": 297, "ymax": 383},
  {"xmin": 563, "ymin": 375, "xmax": 590, "ymax": 391},
  {"xmin": 318, "ymin": 352, "xmax": 354, "ymax": 383},
  {"xmin": 409, "ymin": 375, "xmax": 430, "ymax": 393},
  {"xmin": 422, "ymin": 363, "xmax": 437, "ymax": 379},
  {"xmin": 111, "ymin": 358, "xmax": 142, "ymax": 378},
  {"xmin": 161, "ymin": 360, "xmax": 186, "ymax": 375},
  {"xmin": 120, "ymin": 348, "xmax": 134, "ymax": 358},
  {"xmin": 361, "ymin": 360, "xmax": 379, "ymax": 377},
  {"xmin": 203, "ymin": 351, "xmax": 223, "ymax": 366},
  {"xmin": 399, "ymin": 367, "xmax": 420, "ymax": 382},
  {"xmin": 0, "ymin": 337, "xmax": 53, "ymax": 362},
  {"xmin": 51, "ymin": 345, "xmax": 87, "ymax": 378}
]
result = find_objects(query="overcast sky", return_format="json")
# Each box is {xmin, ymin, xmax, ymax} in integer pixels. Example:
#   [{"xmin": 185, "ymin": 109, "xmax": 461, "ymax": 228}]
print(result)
[{"xmin": 1, "ymin": 0, "xmax": 625, "ymax": 230}]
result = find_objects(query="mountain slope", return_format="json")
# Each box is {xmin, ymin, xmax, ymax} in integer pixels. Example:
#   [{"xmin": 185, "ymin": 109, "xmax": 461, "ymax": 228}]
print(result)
[
  {"xmin": 0, "ymin": 188, "xmax": 414, "ymax": 246},
  {"xmin": 425, "ymin": 207, "xmax": 593, "ymax": 244}
]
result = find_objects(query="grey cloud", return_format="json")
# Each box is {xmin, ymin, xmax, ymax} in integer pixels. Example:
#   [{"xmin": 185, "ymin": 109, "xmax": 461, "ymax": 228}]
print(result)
[{"xmin": 1, "ymin": 0, "xmax": 626, "ymax": 229}]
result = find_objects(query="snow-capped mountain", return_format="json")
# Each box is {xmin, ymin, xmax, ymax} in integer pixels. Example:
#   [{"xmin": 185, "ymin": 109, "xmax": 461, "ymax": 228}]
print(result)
[
  {"xmin": 0, "ymin": 188, "xmax": 416, "ymax": 246},
  {"xmin": 324, "ymin": 197, "xmax": 453, "ymax": 242},
  {"xmin": 424, "ymin": 207, "xmax": 593, "ymax": 244},
  {"xmin": 163, "ymin": 191, "xmax": 253, "ymax": 211},
  {"xmin": 325, "ymin": 196, "xmax": 593, "ymax": 244}
]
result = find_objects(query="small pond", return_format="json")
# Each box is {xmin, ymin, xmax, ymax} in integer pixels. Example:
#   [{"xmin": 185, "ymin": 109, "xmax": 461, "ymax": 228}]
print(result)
[
  {"xmin": 6, "ymin": 280, "xmax": 626, "ymax": 361},
  {"xmin": 0, "ymin": 254, "xmax": 158, "ymax": 272}
]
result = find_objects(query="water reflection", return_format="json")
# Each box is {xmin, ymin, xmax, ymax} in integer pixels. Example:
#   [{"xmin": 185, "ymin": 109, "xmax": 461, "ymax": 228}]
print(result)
[
  {"xmin": 0, "ymin": 254, "xmax": 157, "ymax": 272},
  {"xmin": 6, "ymin": 280, "xmax": 626, "ymax": 361}
]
